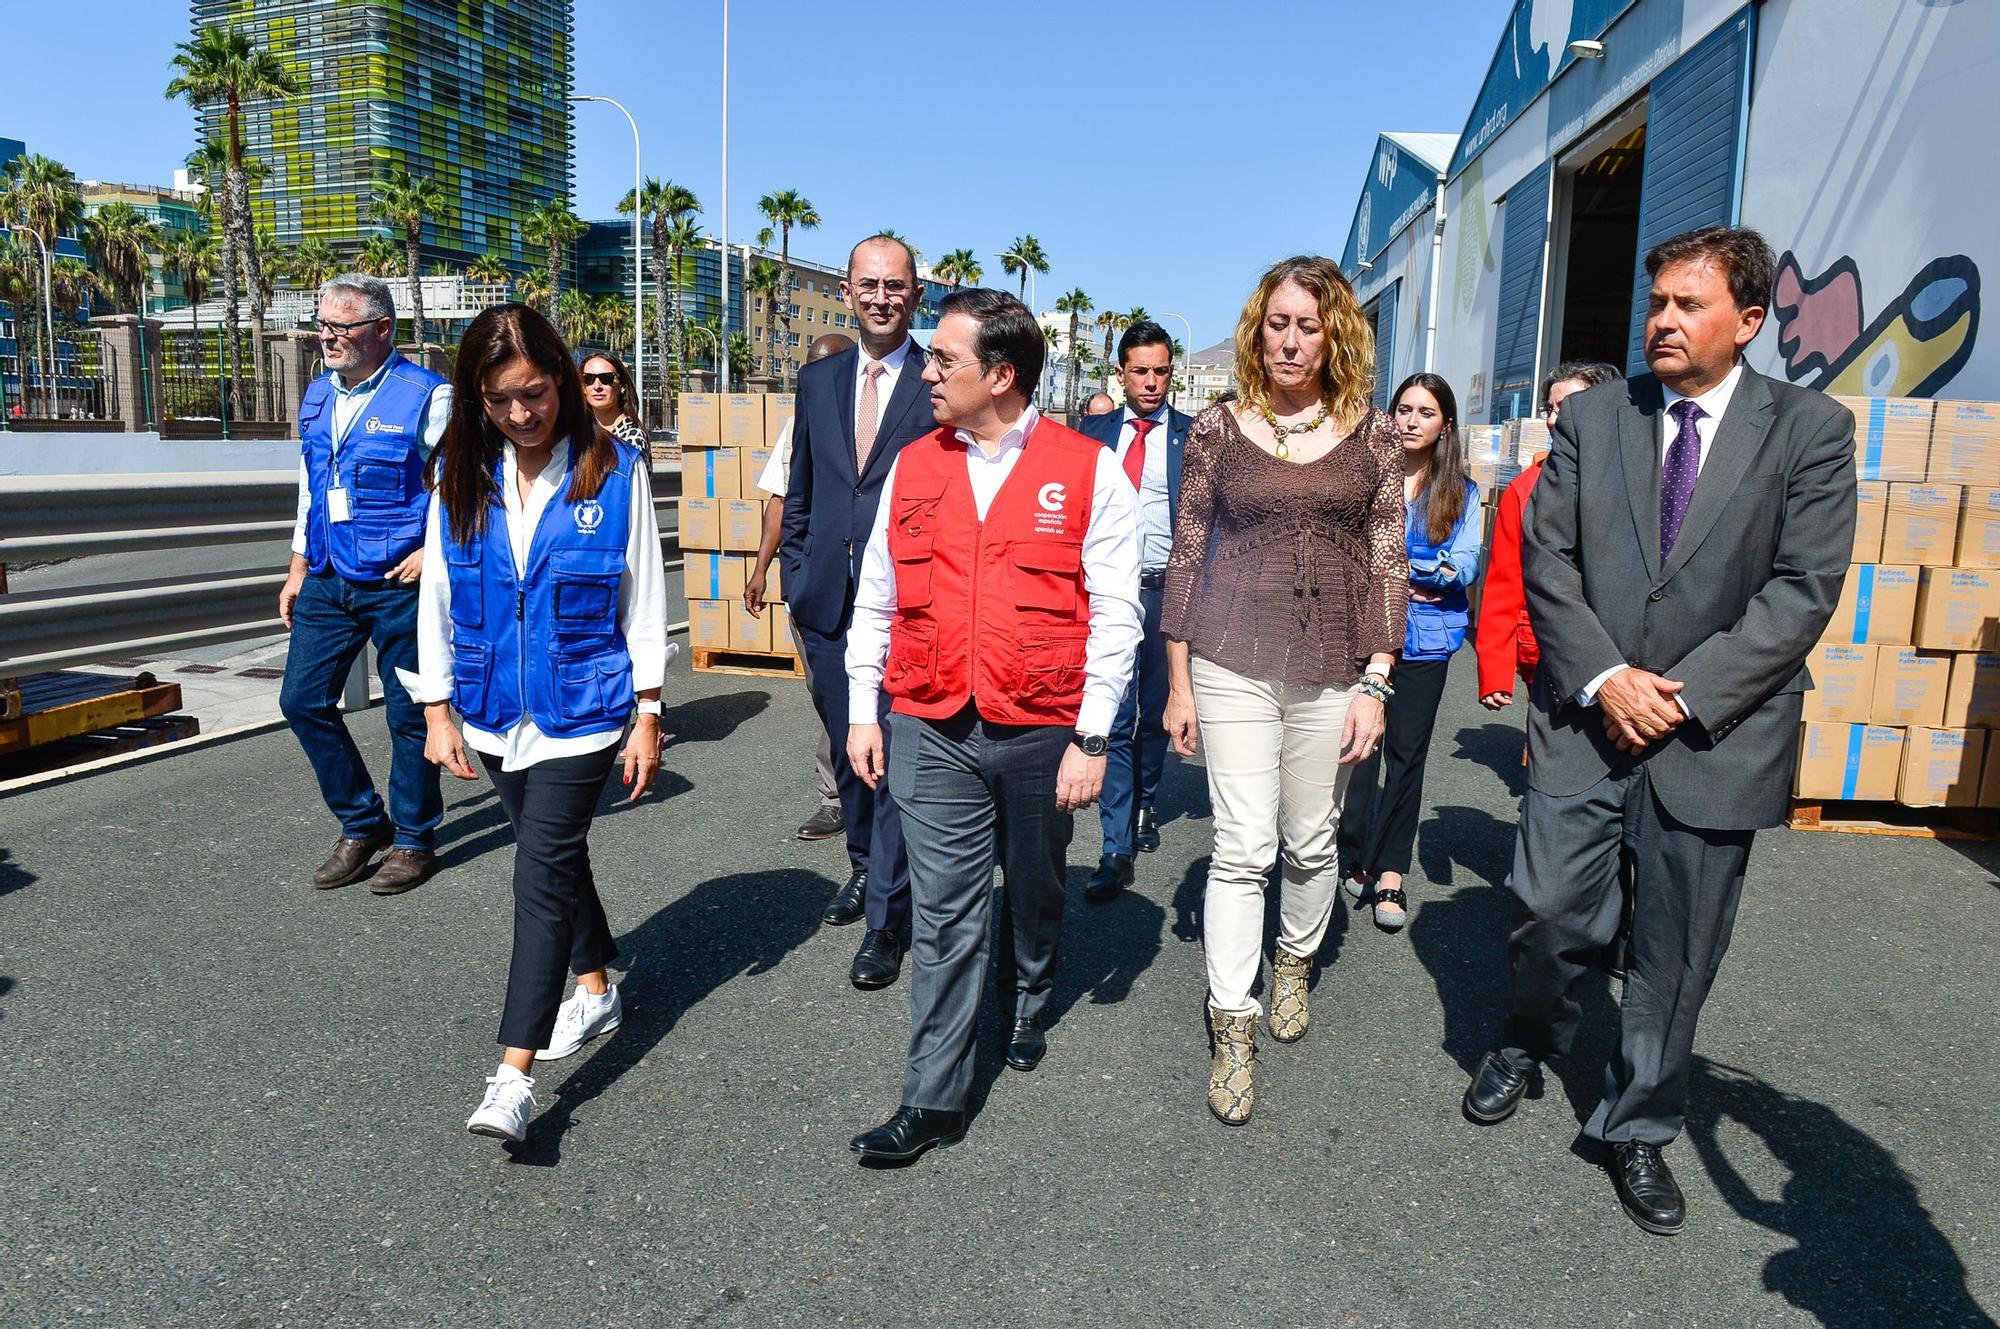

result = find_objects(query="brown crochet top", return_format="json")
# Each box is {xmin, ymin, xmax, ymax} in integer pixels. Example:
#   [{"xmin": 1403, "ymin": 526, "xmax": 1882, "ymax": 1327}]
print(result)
[{"xmin": 1162, "ymin": 403, "xmax": 1409, "ymax": 687}]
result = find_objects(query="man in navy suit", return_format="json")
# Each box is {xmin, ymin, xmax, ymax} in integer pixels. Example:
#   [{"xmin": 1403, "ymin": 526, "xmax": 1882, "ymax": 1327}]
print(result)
[
  {"xmin": 1074, "ymin": 321, "xmax": 1194, "ymax": 901},
  {"xmin": 781, "ymin": 234, "xmax": 936, "ymax": 989}
]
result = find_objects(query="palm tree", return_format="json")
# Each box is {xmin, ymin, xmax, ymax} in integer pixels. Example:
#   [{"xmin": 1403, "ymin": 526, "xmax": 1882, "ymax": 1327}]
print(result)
[
  {"xmin": 1095, "ymin": 308, "xmax": 1127, "ymax": 381},
  {"xmin": 618, "ymin": 177, "xmax": 700, "ymax": 426},
  {"xmin": 167, "ymin": 24, "xmax": 301, "ymax": 417},
  {"xmin": 1055, "ymin": 288, "xmax": 1093, "ymax": 414},
  {"xmin": 662, "ymin": 217, "xmax": 704, "ymax": 396},
  {"xmin": 522, "ymin": 198, "xmax": 586, "ymax": 314},
  {"xmin": 466, "ymin": 252, "xmax": 510, "ymax": 287},
  {"xmin": 682, "ymin": 316, "xmax": 718, "ymax": 381},
  {"xmin": 999, "ymin": 235, "xmax": 1049, "ymax": 303},
  {"xmin": 289, "ymin": 237, "xmax": 339, "ymax": 291},
  {"xmin": 874, "ymin": 228, "xmax": 921, "ymax": 270},
  {"xmin": 725, "ymin": 331, "xmax": 753, "ymax": 391},
  {"xmin": 164, "ymin": 231, "xmax": 218, "ymax": 415},
  {"xmin": 2, "ymin": 153, "xmax": 85, "ymax": 414},
  {"xmin": 746, "ymin": 260, "xmax": 784, "ymax": 378},
  {"xmin": 356, "ymin": 235, "xmax": 402, "ymax": 278},
  {"xmin": 48, "ymin": 258, "xmax": 98, "ymax": 325},
  {"xmin": 594, "ymin": 295, "xmax": 635, "ymax": 357},
  {"xmin": 934, "ymin": 248, "xmax": 981, "ymax": 287},
  {"xmin": 757, "ymin": 189, "xmax": 820, "ymax": 386},
  {"xmin": 556, "ymin": 289, "xmax": 594, "ymax": 348},
  {"xmin": 372, "ymin": 168, "xmax": 449, "ymax": 348},
  {"xmin": 80, "ymin": 202, "xmax": 162, "ymax": 315},
  {"xmin": 516, "ymin": 266, "xmax": 556, "ymax": 312},
  {"xmin": 0, "ymin": 233, "xmax": 43, "ymax": 417}
]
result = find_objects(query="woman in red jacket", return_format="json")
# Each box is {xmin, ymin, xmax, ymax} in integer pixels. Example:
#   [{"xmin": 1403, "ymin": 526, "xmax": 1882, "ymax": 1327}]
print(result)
[{"xmin": 1474, "ymin": 361, "xmax": 1623, "ymax": 708}]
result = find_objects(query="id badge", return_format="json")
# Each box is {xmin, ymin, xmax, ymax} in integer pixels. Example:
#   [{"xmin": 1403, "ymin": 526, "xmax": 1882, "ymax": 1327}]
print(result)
[{"xmin": 327, "ymin": 486, "xmax": 353, "ymax": 523}]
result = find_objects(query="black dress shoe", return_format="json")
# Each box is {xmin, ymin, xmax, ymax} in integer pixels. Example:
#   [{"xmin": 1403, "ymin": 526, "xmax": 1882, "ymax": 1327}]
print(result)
[
  {"xmin": 311, "ymin": 830, "xmax": 392, "ymax": 889},
  {"xmin": 849, "ymin": 1104, "xmax": 965, "ymax": 1163},
  {"xmin": 849, "ymin": 927, "xmax": 904, "ymax": 989},
  {"xmin": 1610, "ymin": 1141, "xmax": 1686, "ymax": 1235},
  {"xmin": 1083, "ymin": 853, "xmax": 1134, "ymax": 904},
  {"xmin": 795, "ymin": 804, "xmax": 845, "ymax": 841},
  {"xmin": 1005, "ymin": 1016, "xmax": 1046, "ymax": 1072},
  {"xmin": 822, "ymin": 870, "xmax": 867, "ymax": 926},
  {"xmin": 1135, "ymin": 807, "xmax": 1160, "ymax": 853},
  {"xmin": 1463, "ymin": 1049, "xmax": 1533, "ymax": 1124}
]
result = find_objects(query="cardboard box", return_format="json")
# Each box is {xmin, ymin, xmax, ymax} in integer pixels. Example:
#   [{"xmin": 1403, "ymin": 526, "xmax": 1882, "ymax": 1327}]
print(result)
[
  {"xmin": 678, "ymin": 393, "xmax": 721, "ymax": 448},
  {"xmin": 1464, "ymin": 424, "xmax": 1507, "ymax": 465},
  {"xmin": 1795, "ymin": 723, "xmax": 1904, "ymax": 801},
  {"xmin": 1867, "ymin": 647, "xmax": 1950, "ymax": 727},
  {"xmin": 763, "ymin": 557, "xmax": 782, "ymax": 603},
  {"xmin": 729, "ymin": 599, "xmax": 772, "ymax": 652},
  {"xmin": 1979, "ymin": 739, "xmax": 2000, "ymax": 808},
  {"xmin": 1800, "ymin": 643, "xmax": 1878, "ymax": 723},
  {"xmin": 1955, "ymin": 487, "xmax": 2000, "ymax": 567},
  {"xmin": 1834, "ymin": 395, "xmax": 1933, "ymax": 482},
  {"xmin": 1880, "ymin": 484, "xmax": 1963, "ymax": 565},
  {"xmin": 768, "ymin": 603, "xmax": 796, "ymax": 653},
  {"xmin": 689, "ymin": 599, "xmax": 731, "ymax": 650},
  {"xmin": 720, "ymin": 394, "xmax": 765, "ymax": 447},
  {"xmin": 1943, "ymin": 652, "xmax": 2000, "ymax": 728},
  {"xmin": 1896, "ymin": 725, "xmax": 1986, "ymax": 808},
  {"xmin": 681, "ymin": 445, "xmax": 741, "ymax": 499},
  {"xmin": 740, "ymin": 445, "xmax": 776, "ymax": 497},
  {"xmin": 1913, "ymin": 566, "xmax": 2000, "ymax": 650},
  {"xmin": 765, "ymin": 393, "xmax": 796, "ymax": 446},
  {"xmin": 1852, "ymin": 481, "xmax": 1888, "ymax": 563},
  {"xmin": 679, "ymin": 497, "xmax": 720, "ymax": 550},
  {"xmin": 683, "ymin": 552, "xmax": 746, "ymax": 603},
  {"xmin": 720, "ymin": 498, "xmax": 764, "ymax": 552},
  {"xmin": 1927, "ymin": 400, "xmax": 2000, "ymax": 487},
  {"xmin": 1820, "ymin": 564, "xmax": 1920, "ymax": 646}
]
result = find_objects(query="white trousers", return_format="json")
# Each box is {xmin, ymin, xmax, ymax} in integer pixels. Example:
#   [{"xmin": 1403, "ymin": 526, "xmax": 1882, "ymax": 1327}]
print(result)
[{"xmin": 1191, "ymin": 655, "xmax": 1359, "ymax": 1015}]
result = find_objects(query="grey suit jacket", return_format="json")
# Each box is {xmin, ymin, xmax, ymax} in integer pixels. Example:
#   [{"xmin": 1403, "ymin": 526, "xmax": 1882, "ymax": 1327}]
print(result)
[{"xmin": 1521, "ymin": 366, "xmax": 1857, "ymax": 830}]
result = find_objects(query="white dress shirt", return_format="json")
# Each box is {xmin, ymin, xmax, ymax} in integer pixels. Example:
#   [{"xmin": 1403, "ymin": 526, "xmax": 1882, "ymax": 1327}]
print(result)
[
  {"xmin": 845, "ymin": 404, "xmax": 1144, "ymax": 735},
  {"xmin": 289, "ymin": 357, "xmax": 454, "ymax": 555},
  {"xmin": 395, "ymin": 440, "xmax": 671, "ymax": 771},
  {"xmin": 1578, "ymin": 361, "xmax": 1746, "ymax": 708},
  {"xmin": 854, "ymin": 338, "xmax": 915, "ymax": 439},
  {"xmin": 1111, "ymin": 404, "xmax": 1174, "ymax": 570},
  {"xmin": 756, "ymin": 417, "xmax": 794, "ymax": 497}
]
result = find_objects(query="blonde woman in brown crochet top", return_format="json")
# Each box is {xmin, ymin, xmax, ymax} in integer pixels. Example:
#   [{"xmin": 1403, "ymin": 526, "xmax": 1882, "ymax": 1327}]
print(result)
[{"xmin": 1160, "ymin": 255, "xmax": 1407, "ymax": 1125}]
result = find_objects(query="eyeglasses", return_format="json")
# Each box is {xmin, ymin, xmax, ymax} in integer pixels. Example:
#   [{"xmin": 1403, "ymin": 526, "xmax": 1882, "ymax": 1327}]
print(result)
[
  {"xmin": 850, "ymin": 279, "xmax": 913, "ymax": 297},
  {"xmin": 316, "ymin": 316, "xmax": 388, "ymax": 338},
  {"xmin": 924, "ymin": 349, "xmax": 983, "ymax": 377},
  {"xmin": 581, "ymin": 371, "xmax": 620, "ymax": 387}
]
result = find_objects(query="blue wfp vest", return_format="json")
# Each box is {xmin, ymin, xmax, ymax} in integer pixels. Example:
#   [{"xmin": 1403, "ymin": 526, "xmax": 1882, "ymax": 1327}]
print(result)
[
  {"xmin": 300, "ymin": 354, "xmax": 446, "ymax": 580},
  {"xmin": 1402, "ymin": 480, "xmax": 1480, "ymax": 661},
  {"xmin": 441, "ymin": 440, "xmax": 642, "ymax": 739}
]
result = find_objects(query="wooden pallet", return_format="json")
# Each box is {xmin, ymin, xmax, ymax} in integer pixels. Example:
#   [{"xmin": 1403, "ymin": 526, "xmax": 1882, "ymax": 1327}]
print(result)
[
  {"xmin": 0, "ymin": 671, "xmax": 186, "ymax": 757},
  {"xmin": 691, "ymin": 647, "xmax": 806, "ymax": 679},
  {"xmin": 0, "ymin": 713, "xmax": 202, "ymax": 779},
  {"xmin": 1787, "ymin": 799, "xmax": 2000, "ymax": 840}
]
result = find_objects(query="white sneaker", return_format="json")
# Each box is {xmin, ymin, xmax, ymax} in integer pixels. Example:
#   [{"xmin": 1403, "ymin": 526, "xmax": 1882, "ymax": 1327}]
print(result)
[
  {"xmin": 465, "ymin": 1067, "xmax": 537, "ymax": 1142},
  {"xmin": 535, "ymin": 984, "xmax": 622, "ymax": 1061}
]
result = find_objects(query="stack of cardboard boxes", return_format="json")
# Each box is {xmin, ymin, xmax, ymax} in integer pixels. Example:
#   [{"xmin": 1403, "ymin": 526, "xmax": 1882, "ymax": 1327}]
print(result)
[
  {"xmin": 678, "ymin": 392, "xmax": 802, "ymax": 673},
  {"xmin": 1795, "ymin": 397, "xmax": 2000, "ymax": 809}
]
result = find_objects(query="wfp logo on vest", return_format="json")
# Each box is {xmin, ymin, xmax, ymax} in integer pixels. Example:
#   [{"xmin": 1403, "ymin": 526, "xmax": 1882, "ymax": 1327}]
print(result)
[
  {"xmin": 573, "ymin": 500, "xmax": 605, "ymax": 535},
  {"xmin": 363, "ymin": 417, "xmax": 393, "ymax": 434}
]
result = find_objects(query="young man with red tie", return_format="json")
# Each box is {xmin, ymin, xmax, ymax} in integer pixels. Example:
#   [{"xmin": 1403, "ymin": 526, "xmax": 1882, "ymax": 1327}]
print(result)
[
  {"xmin": 843, "ymin": 288, "xmax": 1142, "ymax": 1164},
  {"xmin": 1074, "ymin": 321, "xmax": 1194, "ymax": 900}
]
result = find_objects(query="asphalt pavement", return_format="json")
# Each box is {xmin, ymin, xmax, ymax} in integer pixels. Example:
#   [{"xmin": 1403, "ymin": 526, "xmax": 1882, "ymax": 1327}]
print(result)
[{"xmin": 1, "ymin": 654, "xmax": 1994, "ymax": 1328}]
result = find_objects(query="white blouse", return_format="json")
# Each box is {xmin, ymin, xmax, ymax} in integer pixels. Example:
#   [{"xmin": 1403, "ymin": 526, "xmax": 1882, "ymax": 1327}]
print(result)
[{"xmin": 396, "ymin": 440, "xmax": 670, "ymax": 771}]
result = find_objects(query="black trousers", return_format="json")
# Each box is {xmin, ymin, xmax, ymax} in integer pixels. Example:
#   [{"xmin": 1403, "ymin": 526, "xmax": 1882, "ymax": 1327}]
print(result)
[
  {"xmin": 1501, "ymin": 763, "xmax": 1752, "ymax": 1145},
  {"xmin": 481, "ymin": 745, "xmax": 622, "ymax": 1051},
  {"xmin": 1338, "ymin": 657, "xmax": 1451, "ymax": 879}
]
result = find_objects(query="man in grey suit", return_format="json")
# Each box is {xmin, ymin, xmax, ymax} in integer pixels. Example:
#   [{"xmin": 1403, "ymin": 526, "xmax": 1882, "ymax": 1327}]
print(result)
[{"xmin": 1461, "ymin": 226, "xmax": 1857, "ymax": 1236}]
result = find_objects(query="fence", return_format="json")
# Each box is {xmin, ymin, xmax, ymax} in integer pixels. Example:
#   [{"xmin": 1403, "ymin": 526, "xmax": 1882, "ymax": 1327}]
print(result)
[{"xmin": 1, "ymin": 326, "xmax": 120, "ymax": 426}]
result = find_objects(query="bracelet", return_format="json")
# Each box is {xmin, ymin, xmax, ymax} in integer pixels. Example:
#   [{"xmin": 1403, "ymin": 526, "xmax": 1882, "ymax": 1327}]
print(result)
[{"xmin": 1358, "ymin": 676, "xmax": 1395, "ymax": 704}]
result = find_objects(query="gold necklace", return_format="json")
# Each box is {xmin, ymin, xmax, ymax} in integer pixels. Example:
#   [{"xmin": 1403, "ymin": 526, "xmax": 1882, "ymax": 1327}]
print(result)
[{"xmin": 1259, "ymin": 400, "xmax": 1330, "ymax": 459}]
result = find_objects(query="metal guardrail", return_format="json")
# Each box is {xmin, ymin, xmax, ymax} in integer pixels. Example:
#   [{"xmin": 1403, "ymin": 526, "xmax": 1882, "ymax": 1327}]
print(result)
[{"xmin": 0, "ymin": 465, "xmax": 685, "ymax": 675}]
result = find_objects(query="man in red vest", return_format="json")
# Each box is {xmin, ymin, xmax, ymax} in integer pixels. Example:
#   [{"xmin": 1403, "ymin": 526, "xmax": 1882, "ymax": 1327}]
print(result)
[{"xmin": 843, "ymin": 288, "xmax": 1142, "ymax": 1164}]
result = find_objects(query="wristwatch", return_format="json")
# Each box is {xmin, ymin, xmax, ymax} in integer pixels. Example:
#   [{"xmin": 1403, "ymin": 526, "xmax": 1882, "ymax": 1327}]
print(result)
[
  {"xmin": 635, "ymin": 699, "xmax": 663, "ymax": 716},
  {"xmin": 1073, "ymin": 731, "xmax": 1108, "ymax": 756}
]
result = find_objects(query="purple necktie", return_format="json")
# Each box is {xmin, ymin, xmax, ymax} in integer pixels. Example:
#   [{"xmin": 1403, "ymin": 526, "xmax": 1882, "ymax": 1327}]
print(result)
[{"xmin": 1661, "ymin": 399, "xmax": 1704, "ymax": 559}]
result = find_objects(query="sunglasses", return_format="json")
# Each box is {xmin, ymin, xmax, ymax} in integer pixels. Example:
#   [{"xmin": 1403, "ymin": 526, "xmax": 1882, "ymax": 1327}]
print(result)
[{"xmin": 581, "ymin": 371, "xmax": 620, "ymax": 387}]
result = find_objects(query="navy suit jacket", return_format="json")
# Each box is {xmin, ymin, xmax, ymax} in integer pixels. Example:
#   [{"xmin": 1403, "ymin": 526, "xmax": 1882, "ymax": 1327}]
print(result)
[
  {"xmin": 1075, "ymin": 403, "xmax": 1194, "ymax": 539},
  {"xmin": 780, "ymin": 340, "xmax": 937, "ymax": 636}
]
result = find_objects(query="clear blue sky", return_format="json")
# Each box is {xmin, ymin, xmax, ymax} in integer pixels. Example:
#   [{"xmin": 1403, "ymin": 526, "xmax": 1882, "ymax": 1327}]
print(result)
[{"xmin": 5, "ymin": 0, "xmax": 1509, "ymax": 348}]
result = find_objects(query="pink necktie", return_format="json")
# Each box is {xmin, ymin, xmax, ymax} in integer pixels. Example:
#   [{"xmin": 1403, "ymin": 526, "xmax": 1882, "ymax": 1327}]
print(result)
[{"xmin": 855, "ymin": 360, "xmax": 885, "ymax": 473}]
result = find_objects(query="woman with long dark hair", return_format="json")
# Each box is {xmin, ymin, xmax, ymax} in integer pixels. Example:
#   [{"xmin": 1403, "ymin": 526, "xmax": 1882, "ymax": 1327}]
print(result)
[
  {"xmin": 580, "ymin": 350, "xmax": 648, "ymax": 448},
  {"xmin": 1337, "ymin": 372, "xmax": 1481, "ymax": 932},
  {"xmin": 397, "ymin": 303, "xmax": 669, "ymax": 1143}
]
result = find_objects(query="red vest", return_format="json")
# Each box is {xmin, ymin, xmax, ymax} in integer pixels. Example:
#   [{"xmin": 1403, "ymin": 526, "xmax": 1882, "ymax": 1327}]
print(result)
[{"xmin": 883, "ymin": 417, "xmax": 1100, "ymax": 726}]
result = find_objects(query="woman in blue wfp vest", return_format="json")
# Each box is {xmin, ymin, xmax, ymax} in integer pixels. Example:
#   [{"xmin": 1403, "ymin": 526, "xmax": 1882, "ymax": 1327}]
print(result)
[
  {"xmin": 396, "ymin": 303, "xmax": 670, "ymax": 1144},
  {"xmin": 1336, "ymin": 373, "xmax": 1482, "ymax": 933}
]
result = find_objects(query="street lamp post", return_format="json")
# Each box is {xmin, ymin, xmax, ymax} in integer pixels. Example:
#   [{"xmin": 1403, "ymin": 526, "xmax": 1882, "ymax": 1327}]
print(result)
[
  {"xmin": 1159, "ymin": 310, "xmax": 1195, "ymax": 413},
  {"xmin": 719, "ymin": 0, "xmax": 731, "ymax": 394},
  {"xmin": 569, "ymin": 93, "xmax": 644, "ymax": 421}
]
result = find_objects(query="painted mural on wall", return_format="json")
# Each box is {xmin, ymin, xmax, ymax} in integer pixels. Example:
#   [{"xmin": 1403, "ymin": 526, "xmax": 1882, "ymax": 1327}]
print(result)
[
  {"xmin": 1449, "ymin": 0, "xmax": 1645, "ymax": 176},
  {"xmin": 1773, "ymin": 250, "xmax": 1982, "ymax": 398}
]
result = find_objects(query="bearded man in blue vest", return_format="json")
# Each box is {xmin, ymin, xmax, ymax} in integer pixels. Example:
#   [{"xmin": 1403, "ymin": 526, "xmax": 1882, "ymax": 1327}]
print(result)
[{"xmin": 278, "ymin": 274, "xmax": 452, "ymax": 896}]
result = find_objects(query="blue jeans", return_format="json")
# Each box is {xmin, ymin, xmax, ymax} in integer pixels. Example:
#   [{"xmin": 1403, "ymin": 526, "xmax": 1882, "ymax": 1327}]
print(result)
[
  {"xmin": 280, "ymin": 570, "xmax": 442, "ymax": 851},
  {"xmin": 1099, "ymin": 581, "xmax": 1169, "ymax": 857}
]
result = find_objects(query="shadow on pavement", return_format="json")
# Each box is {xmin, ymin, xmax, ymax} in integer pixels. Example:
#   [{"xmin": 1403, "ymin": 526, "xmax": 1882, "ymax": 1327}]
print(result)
[
  {"xmin": 1686, "ymin": 1058, "xmax": 1997, "ymax": 1328},
  {"xmin": 1170, "ymin": 853, "xmax": 1210, "ymax": 945},
  {"xmin": 1451, "ymin": 720, "xmax": 1530, "ymax": 799},
  {"xmin": 0, "ymin": 975, "xmax": 14, "ymax": 1021},
  {"xmin": 1152, "ymin": 752, "xmax": 1211, "ymax": 828},
  {"xmin": 664, "ymin": 690, "xmax": 771, "ymax": 748},
  {"xmin": 1049, "ymin": 867, "xmax": 1166, "ymax": 1018},
  {"xmin": 504, "ymin": 866, "xmax": 833, "ymax": 1166},
  {"xmin": 0, "ymin": 847, "xmax": 35, "ymax": 897}
]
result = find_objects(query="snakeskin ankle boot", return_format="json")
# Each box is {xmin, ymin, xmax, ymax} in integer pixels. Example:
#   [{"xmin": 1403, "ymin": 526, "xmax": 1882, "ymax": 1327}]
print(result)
[
  {"xmin": 1207, "ymin": 1007, "xmax": 1257, "ymax": 1125},
  {"xmin": 1268, "ymin": 948, "xmax": 1314, "ymax": 1043}
]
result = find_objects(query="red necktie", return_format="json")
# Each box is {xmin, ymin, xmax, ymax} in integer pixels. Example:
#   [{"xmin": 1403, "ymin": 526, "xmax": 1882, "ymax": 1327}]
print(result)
[{"xmin": 1124, "ymin": 417, "xmax": 1156, "ymax": 489}]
